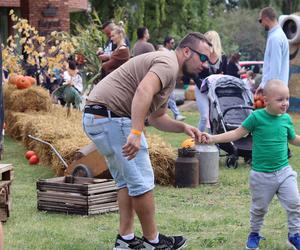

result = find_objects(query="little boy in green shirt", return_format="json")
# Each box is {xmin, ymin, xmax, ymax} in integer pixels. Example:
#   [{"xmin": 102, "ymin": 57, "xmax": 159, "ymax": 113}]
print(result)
[{"xmin": 202, "ymin": 79, "xmax": 300, "ymax": 250}]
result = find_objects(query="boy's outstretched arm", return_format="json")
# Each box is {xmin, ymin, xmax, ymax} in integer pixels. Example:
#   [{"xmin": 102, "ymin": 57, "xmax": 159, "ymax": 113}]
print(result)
[
  {"xmin": 289, "ymin": 135, "xmax": 300, "ymax": 146},
  {"xmin": 202, "ymin": 126, "xmax": 249, "ymax": 144}
]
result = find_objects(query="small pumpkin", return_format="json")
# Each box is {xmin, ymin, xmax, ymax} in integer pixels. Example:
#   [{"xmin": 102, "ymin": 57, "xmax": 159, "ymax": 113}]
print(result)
[
  {"xmin": 181, "ymin": 138, "xmax": 195, "ymax": 148},
  {"xmin": 16, "ymin": 76, "xmax": 32, "ymax": 89},
  {"xmin": 8, "ymin": 74, "xmax": 23, "ymax": 85},
  {"xmin": 253, "ymin": 94, "xmax": 265, "ymax": 109},
  {"xmin": 25, "ymin": 76, "xmax": 37, "ymax": 86}
]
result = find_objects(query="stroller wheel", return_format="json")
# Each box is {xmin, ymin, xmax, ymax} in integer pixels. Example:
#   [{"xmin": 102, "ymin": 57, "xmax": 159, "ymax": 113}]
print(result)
[{"xmin": 226, "ymin": 156, "xmax": 238, "ymax": 169}]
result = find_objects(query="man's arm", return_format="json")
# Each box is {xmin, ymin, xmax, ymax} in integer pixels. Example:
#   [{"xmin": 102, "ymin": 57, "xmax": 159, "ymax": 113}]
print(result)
[
  {"xmin": 122, "ymin": 72, "xmax": 161, "ymax": 160},
  {"xmin": 268, "ymin": 38, "xmax": 282, "ymax": 80},
  {"xmin": 148, "ymin": 108, "xmax": 202, "ymax": 141}
]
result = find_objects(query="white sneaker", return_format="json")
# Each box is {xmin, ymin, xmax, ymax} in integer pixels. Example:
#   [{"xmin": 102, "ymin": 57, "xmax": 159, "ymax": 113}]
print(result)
[{"xmin": 175, "ymin": 115, "xmax": 186, "ymax": 121}]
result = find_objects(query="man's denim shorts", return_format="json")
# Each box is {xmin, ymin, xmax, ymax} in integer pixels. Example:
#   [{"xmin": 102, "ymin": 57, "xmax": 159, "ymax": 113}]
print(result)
[{"xmin": 82, "ymin": 113, "xmax": 155, "ymax": 196}]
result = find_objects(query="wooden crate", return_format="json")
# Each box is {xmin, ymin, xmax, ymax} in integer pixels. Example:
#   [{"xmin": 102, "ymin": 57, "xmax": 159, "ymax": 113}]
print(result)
[
  {"xmin": 37, "ymin": 176, "xmax": 118, "ymax": 215},
  {"xmin": 0, "ymin": 164, "xmax": 14, "ymax": 222}
]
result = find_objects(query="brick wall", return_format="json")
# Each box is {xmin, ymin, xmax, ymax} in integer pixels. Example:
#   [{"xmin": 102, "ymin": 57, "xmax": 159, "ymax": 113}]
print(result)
[
  {"xmin": 25, "ymin": 0, "xmax": 70, "ymax": 35},
  {"xmin": 0, "ymin": 0, "xmax": 20, "ymax": 7},
  {"xmin": 69, "ymin": 0, "xmax": 88, "ymax": 12},
  {"xmin": 1, "ymin": 0, "xmax": 87, "ymax": 37}
]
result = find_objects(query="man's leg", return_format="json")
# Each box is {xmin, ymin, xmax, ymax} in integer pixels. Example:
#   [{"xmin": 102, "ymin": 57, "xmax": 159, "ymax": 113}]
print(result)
[
  {"xmin": 132, "ymin": 191, "xmax": 157, "ymax": 240},
  {"xmin": 118, "ymin": 188, "xmax": 135, "ymax": 235}
]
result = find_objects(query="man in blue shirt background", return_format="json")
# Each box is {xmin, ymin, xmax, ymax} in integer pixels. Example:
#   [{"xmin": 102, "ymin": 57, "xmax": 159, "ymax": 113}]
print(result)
[{"xmin": 256, "ymin": 6, "xmax": 289, "ymax": 93}]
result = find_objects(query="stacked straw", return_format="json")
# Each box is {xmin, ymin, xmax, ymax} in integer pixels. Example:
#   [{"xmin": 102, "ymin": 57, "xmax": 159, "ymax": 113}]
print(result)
[{"xmin": 4, "ymin": 85, "xmax": 176, "ymax": 185}]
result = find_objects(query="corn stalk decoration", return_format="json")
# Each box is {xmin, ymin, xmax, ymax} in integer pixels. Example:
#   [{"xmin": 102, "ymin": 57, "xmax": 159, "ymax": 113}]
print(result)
[{"xmin": 2, "ymin": 10, "xmax": 76, "ymax": 84}]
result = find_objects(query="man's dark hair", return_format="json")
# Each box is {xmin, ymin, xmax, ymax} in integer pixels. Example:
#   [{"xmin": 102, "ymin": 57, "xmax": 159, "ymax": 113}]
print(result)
[
  {"xmin": 177, "ymin": 32, "xmax": 211, "ymax": 50},
  {"xmin": 163, "ymin": 36, "xmax": 174, "ymax": 46},
  {"xmin": 102, "ymin": 20, "xmax": 114, "ymax": 30},
  {"xmin": 137, "ymin": 27, "xmax": 147, "ymax": 39},
  {"xmin": 68, "ymin": 60, "xmax": 77, "ymax": 70},
  {"xmin": 260, "ymin": 7, "xmax": 277, "ymax": 21}
]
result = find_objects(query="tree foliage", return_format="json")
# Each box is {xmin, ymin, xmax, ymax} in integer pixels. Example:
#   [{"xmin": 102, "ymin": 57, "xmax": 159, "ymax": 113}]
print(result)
[
  {"xmin": 79, "ymin": 0, "xmax": 210, "ymax": 46},
  {"xmin": 210, "ymin": 6, "xmax": 266, "ymax": 60}
]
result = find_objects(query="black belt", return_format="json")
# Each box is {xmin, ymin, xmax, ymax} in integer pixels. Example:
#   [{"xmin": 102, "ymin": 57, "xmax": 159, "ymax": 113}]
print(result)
[{"xmin": 84, "ymin": 104, "xmax": 121, "ymax": 118}]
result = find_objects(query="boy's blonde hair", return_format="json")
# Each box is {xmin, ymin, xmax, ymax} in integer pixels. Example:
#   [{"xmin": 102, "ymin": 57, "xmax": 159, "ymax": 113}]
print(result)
[
  {"xmin": 264, "ymin": 79, "xmax": 288, "ymax": 96},
  {"xmin": 204, "ymin": 30, "xmax": 223, "ymax": 61}
]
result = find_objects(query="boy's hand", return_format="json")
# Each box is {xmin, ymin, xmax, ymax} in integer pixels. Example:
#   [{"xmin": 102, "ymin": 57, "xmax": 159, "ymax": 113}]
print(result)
[{"xmin": 201, "ymin": 132, "xmax": 214, "ymax": 144}]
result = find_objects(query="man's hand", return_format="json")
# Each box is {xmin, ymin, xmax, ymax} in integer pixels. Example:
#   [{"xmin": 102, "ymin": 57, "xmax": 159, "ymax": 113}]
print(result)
[
  {"xmin": 183, "ymin": 124, "xmax": 203, "ymax": 143},
  {"xmin": 122, "ymin": 133, "xmax": 142, "ymax": 160}
]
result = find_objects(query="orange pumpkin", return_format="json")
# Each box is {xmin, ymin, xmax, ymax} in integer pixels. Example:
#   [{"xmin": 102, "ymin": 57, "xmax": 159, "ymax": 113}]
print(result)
[
  {"xmin": 181, "ymin": 138, "xmax": 195, "ymax": 148},
  {"xmin": 8, "ymin": 74, "xmax": 23, "ymax": 85},
  {"xmin": 16, "ymin": 76, "xmax": 32, "ymax": 89},
  {"xmin": 25, "ymin": 76, "xmax": 37, "ymax": 86}
]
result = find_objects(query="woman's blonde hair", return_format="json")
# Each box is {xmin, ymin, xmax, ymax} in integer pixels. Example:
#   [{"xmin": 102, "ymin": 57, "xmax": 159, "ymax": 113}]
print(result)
[
  {"xmin": 112, "ymin": 22, "xmax": 126, "ymax": 40},
  {"xmin": 204, "ymin": 30, "xmax": 223, "ymax": 60}
]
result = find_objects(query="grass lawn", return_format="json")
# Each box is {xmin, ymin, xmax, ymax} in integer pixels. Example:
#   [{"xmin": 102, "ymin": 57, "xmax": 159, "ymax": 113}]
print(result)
[{"xmin": 2, "ymin": 111, "xmax": 300, "ymax": 250}]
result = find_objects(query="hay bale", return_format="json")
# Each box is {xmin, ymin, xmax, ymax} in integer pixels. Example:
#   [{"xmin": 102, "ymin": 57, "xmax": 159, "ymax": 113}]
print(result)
[
  {"xmin": 147, "ymin": 133, "xmax": 176, "ymax": 186},
  {"xmin": 4, "ymin": 85, "xmax": 52, "ymax": 112},
  {"xmin": 5, "ymin": 105, "xmax": 175, "ymax": 185}
]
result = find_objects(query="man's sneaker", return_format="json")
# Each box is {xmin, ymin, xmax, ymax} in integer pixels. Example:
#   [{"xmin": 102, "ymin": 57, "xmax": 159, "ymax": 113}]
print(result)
[
  {"xmin": 142, "ymin": 233, "xmax": 187, "ymax": 249},
  {"xmin": 113, "ymin": 234, "xmax": 144, "ymax": 250},
  {"xmin": 245, "ymin": 232, "xmax": 265, "ymax": 250},
  {"xmin": 288, "ymin": 233, "xmax": 300, "ymax": 250},
  {"xmin": 175, "ymin": 115, "xmax": 186, "ymax": 121}
]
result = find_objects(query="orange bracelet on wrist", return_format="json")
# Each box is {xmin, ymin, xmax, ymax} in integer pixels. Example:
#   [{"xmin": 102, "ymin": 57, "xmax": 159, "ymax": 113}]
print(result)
[{"xmin": 131, "ymin": 129, "xmax": 142, "ymax": 136}]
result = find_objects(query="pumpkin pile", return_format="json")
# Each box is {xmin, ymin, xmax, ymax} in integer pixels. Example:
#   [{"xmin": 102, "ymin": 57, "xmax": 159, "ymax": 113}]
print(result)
[
  {"xmin": 253, "ymin": 94, "xmax": 265, "ymax": 109},
  {"xmin": 8, "ymin": 74, "xmax": 36, "ymax": 89}
]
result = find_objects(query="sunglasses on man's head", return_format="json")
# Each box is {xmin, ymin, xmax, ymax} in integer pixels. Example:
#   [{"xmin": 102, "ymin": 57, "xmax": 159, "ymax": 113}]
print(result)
[{"xmin": 188, "ymin": 47, "xmax": 210, "ymax": 63}]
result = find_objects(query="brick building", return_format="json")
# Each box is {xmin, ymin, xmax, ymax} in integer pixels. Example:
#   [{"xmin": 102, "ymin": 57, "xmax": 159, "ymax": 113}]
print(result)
[{"xmin": 0, "ymin": 0, "xmax": 89, "ymax": 43}]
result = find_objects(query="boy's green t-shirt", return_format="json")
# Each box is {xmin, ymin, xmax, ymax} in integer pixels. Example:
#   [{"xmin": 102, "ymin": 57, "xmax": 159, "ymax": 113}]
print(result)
[{"xmin": 242, "ymin": 109, "xmax": 296, "ymax": 172}]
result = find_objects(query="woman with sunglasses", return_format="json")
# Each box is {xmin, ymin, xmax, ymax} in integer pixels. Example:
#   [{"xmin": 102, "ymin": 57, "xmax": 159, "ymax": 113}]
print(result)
[{"xmin": 193, "ymin": 30, "xmax": 227, "ymax": 132}]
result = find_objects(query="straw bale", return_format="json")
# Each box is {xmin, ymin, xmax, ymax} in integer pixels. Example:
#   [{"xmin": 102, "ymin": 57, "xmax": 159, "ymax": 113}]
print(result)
[
  {"xmin": 147, "ymin": 133, "xmax": 176, "ymax": 186},
  {"xmin": 4, "ymin": 84, "xmax": 52, "ymax": 112}
]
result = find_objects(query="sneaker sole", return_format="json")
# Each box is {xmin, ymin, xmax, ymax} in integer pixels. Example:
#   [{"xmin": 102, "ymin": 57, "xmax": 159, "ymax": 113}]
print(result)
[
  {"xmin": 113, "ymin": 248, "xmax": 135, "ymax": 250},
  {"xmin": 245, "ymin": 244, "xmax": 259, "ymax": 250},
  {"xmin": 287, "ymin": 240, "xmax": 297, "ymax": 250},
  {"xmin": 175, "ymin": 239, "xmax": 188, "ymax": 250}
]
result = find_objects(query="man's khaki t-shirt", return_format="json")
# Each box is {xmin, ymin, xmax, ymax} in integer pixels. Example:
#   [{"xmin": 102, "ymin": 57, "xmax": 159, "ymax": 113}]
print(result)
[{"xmin": 86, "ymin": 51, "xmax": 179, "ymax": 117}]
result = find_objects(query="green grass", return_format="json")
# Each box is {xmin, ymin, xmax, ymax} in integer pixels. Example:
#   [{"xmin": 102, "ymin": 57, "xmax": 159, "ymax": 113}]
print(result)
[{"xmin": 2, "ymin": 111, "xmax": 300, "ymax": 249}]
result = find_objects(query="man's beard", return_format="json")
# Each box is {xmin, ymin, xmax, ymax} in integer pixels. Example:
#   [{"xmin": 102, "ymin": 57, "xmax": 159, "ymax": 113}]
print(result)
[{"xmin": 182, "ymin": 61, "xmax": 197, "ymax": 78}]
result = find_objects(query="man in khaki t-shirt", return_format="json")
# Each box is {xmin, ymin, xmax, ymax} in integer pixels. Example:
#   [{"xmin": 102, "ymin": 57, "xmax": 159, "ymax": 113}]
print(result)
[{"xmin": 83, "ymin": 32, "xmax": 212, "ymax": 250}]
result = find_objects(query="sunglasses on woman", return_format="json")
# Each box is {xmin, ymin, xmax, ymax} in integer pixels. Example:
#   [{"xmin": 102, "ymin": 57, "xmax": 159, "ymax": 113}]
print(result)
[{"xmin": 188, "ymin": 47, "xmax": 210, "ymax": 63}]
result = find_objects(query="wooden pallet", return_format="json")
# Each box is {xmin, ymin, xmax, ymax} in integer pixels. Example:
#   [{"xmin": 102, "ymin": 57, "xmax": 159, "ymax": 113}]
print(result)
[
  {"xmin": 37, "ymin": 176, "xmax": 118, "ymax": 215},
  {"xmin": 0, "ymin": 164, "xmax": 13, "ymax": 222}
]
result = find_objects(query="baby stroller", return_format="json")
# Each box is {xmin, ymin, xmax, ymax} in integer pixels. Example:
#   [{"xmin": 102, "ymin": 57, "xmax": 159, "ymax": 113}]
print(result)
[{"xmin": 206, "ymin": 75, "xmax": 254, "ymax": 168}]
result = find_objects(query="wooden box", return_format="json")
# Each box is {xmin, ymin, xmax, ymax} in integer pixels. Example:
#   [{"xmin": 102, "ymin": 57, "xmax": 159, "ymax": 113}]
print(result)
[
  {"xmin": 37, "ymin": 176, "xmax": 118, "ymax": 215},
  {"xmin": 0, "ymin": 164, "xmax": 14, "ymax": 222}
]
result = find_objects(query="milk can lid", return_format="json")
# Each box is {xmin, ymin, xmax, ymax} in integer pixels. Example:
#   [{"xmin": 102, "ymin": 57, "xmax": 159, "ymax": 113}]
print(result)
[
  {"xmin": 178, "ymin": 148, "xmax": 196, "ymax": 157},
  {"xmin": 195, "ymin": 144, "xmax": 219, "ymax": 153}
]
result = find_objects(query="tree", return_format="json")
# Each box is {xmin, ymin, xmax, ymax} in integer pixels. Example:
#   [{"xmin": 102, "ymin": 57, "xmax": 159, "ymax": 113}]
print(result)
[{"xmin": 210, "ymin": 7, "xmax": 266, "ymax": 60}]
